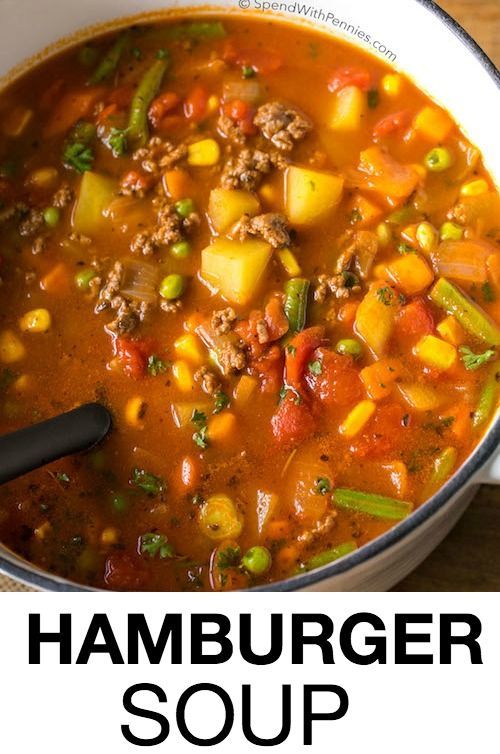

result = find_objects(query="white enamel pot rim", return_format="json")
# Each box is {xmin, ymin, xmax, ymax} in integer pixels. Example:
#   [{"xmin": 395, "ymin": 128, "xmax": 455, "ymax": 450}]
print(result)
[{"xmin": 0, "ymin": 0, "xmax": 498, "ymax": 592}]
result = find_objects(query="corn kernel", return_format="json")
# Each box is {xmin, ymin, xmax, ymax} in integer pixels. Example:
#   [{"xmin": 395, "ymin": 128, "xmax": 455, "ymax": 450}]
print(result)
[
  {"xmin": 381, "ymin": 73, "xmax": 403, "ymax": 97},
  {"xmin": 125, "ymin": 396, "xmax": 147, "ymax": 428},
  {"xmin": 234, "ymin": 374, "xmax": 258, "ymax": 405},
  {"xmin": 174, "ymin": 333, "xmax": 205, "ymax": 365},
  {"xmin": 413, "ymin": 106, "xmax": 453, "ymax": 141},
  {"xmin": 172, "ymin": 360, "xmax": 194, "ymax": 392},
  {"xmin": 414, "ymin": 335, "xmax": 457, "ymax": 371},
  {"xmin": 207, "ymin": 95, "xmax": 220, "ymax": 114},
  {"xmin": 0, "ymin": 330, "xmax": 26, "ymax": 363},
  {"xmin": 34, "ymin": 521, "xmax": 52, "ymax": 540},
  {"xmin": 3, "ymin": 106, "xmax": 33, "ymax": 137},
  {"xmin": 101, "ymin": 527, "xmax": 119, "ymax": 546},
  {"xmin": 209, "ymin": 412, "xmax": 237, "ymax": 442},
  {"xmin": 19, "ymin": 308, "xmax": 51, "ymax": 333},
  {"xmin": 460, "ymin": 179, "xmax": 489, "ymax": 197},
  {"xmin": 339, "ymin": 400, "xmax": 376, "ymax": 438},
  {"xmin": 436, "ymin": 316, "xmax": 466, "ymax": 346},
  {"xmin": 416, "ymin": 222, "xmax": 439, "ymax": 254},
  {"xmin": 187, "ymin": 138, "xmax": 221, "ymax": 167},
  {"xmin": 27, "ymin": 167, "xmax": 59, "ymax": 189},
  {"xmin": 277, "ymin": 248, "xmax": 302, "ymax": 277}
]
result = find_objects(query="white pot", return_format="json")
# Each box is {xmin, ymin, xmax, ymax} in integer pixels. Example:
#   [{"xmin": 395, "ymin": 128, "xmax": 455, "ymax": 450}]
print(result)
[{"xmin": 0, "ymin": 0, "xmax": 498, "ymax": 591}]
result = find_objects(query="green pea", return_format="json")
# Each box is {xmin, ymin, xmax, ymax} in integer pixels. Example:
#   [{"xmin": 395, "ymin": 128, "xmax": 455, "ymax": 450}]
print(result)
[
  {"xmin": 160, "ymin": 273, "xmax": 186, "ymax": 300},
  {"xmin": 241, "ymin": 546, "xmax": 272, "ymax": 576},
  {"xmin": 43, "ymin": 206, "xmax": 60, "ymax": 228},
  {"xmin": 425, "ymin": 147, "xmax": 453, "ymax": 172},
  {"xmin": 440, "ymin": 221, "xmax": 464, "ymax": 242},
  {"xmin": 175, "ymin": 198, "xmax": 195, "ymax": 218},
  {"xmin": 75, "ymin": 267, "xmax": 97, "ymax": 290},
  {"xmin": 111, "ymin": 492, "xmax": 128, "ymax": 513},
  {"xmin": 170, "ymin": 240, "xmax": 192, "ymax": 259},
  {"xmin": 335, "ymin": 339, "xmax": 363, "ymax": 359}
]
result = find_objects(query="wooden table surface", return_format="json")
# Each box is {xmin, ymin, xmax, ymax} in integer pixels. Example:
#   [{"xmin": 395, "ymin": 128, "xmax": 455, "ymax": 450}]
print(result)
[
  {"xmin": 395, "ymin": 0, "xmax": 499, "ymax": 591},
  {"xmin": 0, "ymin": 0, "xmax": 498, "ymax": 593}
]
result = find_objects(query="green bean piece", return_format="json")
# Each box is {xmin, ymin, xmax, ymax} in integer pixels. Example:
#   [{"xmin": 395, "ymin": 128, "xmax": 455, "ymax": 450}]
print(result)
[
  {"xmin": 166, "ymin": 21, "xmax": 227, "ymax": 41},
  {"xmin": 241, "ymin": 546, "xmax": 272, "ymax": 575},
  {"xmin": 89, "ymin": 31, "xmax": 130, "ymax": 85},
  {"xmin": 301, "ymin": 541, "xmax": 357, "ymax": 572},
  {"xmin": 75, "ymin": 268, "xmax": 97, "ymax": 291},
  {"xmin": 430, "ymin": 278, "xmax": 500, "ymax": 346},
  {"xmin": 424, "ymin": 447, "xmax": 458, "ymax": 498},
  {"xmin": 128, "ymin": 55, "xmax": 171, "ymax": 147},
  {"xmin": 333, "ymin": 488, "xmax": 413, "ymax": 521},
  {"xmin": 284, "ymin": 278, "xmax": 310, "ymax": 333},
  {"xmin": 473, "ymin": 362, "xmax": 500, "ymax": 428}
]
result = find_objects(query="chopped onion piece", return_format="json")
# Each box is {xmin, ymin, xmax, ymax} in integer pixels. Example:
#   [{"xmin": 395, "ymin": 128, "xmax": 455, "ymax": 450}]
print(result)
[
  {"xmin": 433, "ymin": 240, "xmax": 491, "ymax": 283},
  {"xmin": 121, "ymin": 259, "xmax": 159, "ymax": 304}
]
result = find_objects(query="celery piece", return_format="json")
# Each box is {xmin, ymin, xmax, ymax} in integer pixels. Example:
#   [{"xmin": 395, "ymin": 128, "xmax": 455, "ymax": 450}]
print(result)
[
  {"xmin": 473, "ymin": 363, "xmax": 500, "ymax": 428},
  {"xmin": 424, "ymin": 446, "xmax": 458, "ymax": 498},
  {"xmin": 430, "ymin": 277, "xmax": 500, "ymax": 346},
  {"xmin": 333, "ymin": 488, "xmax": 413, "ymax": 520}
]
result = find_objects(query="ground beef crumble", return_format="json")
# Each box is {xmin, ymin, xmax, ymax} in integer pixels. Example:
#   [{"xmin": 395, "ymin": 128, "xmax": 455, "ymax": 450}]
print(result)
[
  {"xmin": 254, "ymin": 102, "xmax": 313, "ymax": 151},
  {"xmin": 219, "ymin": 341, "xmax": 247, "ymax": 375},
  {"xmin": 52, "ymin": 184, "xmax": 74, "ymax": 208},
  {"xmin": 220, "ymin": 148, "xmax": 287, "ymax": 192},
  {"xmin": 133, "ymin": 137, "xmax": 188, "ymax": 175},
  {"xmin": 235, "ymin": 212, "xmax": 292, "ymax": 248},
  {"xmin": 18, "ymin": 208, "xmax": 44, "ymax": 237},
  {"xmin": 95, "ymin": 261, "xmax": 152, "ymax": 334},
  {"xmin": 194, "ymin": 366, "xmax": 222, "ymax": 396},
  {"xmin": 211, "ymin": 307, "xmax": 237, "ymax": 336},
  {"xmin": 130, "ymin": 197, "xmax": 200, "ymax": 256},
  {"xmin": 217, "ymin": 112, "xmax": 246, "ymax": 145},
  {"xmin": 314, "ymin": 272, "xmax": 361, "ymax": 302}
]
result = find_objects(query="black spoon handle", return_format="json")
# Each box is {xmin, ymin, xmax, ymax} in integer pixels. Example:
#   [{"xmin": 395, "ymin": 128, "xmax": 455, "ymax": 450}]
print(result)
[{"xmin": 0, "ymin": 402, "xmax": 112, "ymax": 485}]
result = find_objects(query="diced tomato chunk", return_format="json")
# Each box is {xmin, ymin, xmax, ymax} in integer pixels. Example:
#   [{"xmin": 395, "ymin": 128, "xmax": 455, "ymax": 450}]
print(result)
[
  {"xmin": 373, "ymin": 110, "xmax": 411, "ymax": 139},
  {"xmin": 264, "ymin": 294, "xmax": 289, "ymax": 342},
  {"xmin": 285, "ymin": 326, "xmax": 325, "ymax": 393},
  {"xmin": 305, "ymin": 348, "xmax": 364, "ymax": 406},
  {"xmin": 253, "ymin": 344, "xmax": 283, "ymax": 393},
  {"xmin": 104, "ymin": 553, "xmax": 147, "ymax": 590},
  {"xmin": 328, "ymin": 66, "xmax": 371, "ymax": 93},
  {"xmin": 96, "ymin": 103, "xmax": 118, "ymax": 125},
  {"xmin": 223, "ymin": 42, "xmax": 283, "ymax": 74},
  {"xmin": 184, "ymin": 86, "xmax": 209, "ymax": 122},
  {"xmin": 120, "ymin": 170, "xmax": 155, "ymax": 195},
  {"xmin": 149, "ymin": 92, "xmax": 181, "ymax": 128},
  {"xmin": 115, "ymin": 337, "xmax": 155, "ymax": 379},
  {"xmin": 350, "ymin": 403, "xmax": 407, "ymax": 459},
  {"xmin": 223, "ymin": 99, "xmax": 258, "ymax": 136},
  {"xmin": 395, "ymin": 298, "xmax": 435, "ymax": 340},
  {"xmin": 271, "ymin": 393, "xmax": 316, "ymax": 447}
]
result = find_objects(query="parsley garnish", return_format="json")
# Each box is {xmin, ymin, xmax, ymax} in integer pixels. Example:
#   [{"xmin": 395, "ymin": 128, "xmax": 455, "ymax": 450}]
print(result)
[
  {"xmin": 482, "ymin": 281, "xmax": 495, "ymax": 303},
  {"xmin": 308, "ymin": 360, "xmax": 322, "ymax": 376},
  {"xmin": 156, "ymin": 48, "xmax": 170, "ymax": 60},
  {"xmin": 147, "ymin": 354, "xmax": 168, "ymax": 376},
  {"xmin": 459, "ymin": 346, "xmax": 495, "ymax": 371},
  {"xmin": 398, "ymin": 242, "xmax": 415, "ymax": 255},
  {"xmin": 377, "ymin": 286, "xmax": 394, "ymax": 306},
  {"xmin": 192, "ymin": 409, "xmax": 209, "ymax": 449},
  {"xmin": 131, "ymin": 467, "xmax": 166, "ymax": 496},
  {"xmin": 140, "ymin": 532, "xmax": 174, "ymax": 559},
  {"xmin": 315, "ymin": 477, "xmax": 332, "ymax": 495},
  {"xmin": 367, "ymin": 89, "xmax": 380, "ymax": 109},
  {"xmin": 242, "ymin": 65, "xmax": 256, "ymax": 78},
  {"xmin": 217, "ymin": 545, "xmax": 241, "ymax": 570},
  {"xmin": 286, "ymin": 345, "xmax": 297, "ymax": 357},
  {"xmin": 107, "ymin": 127, "xmax": 128, "ymax": 157},
  {"xmin": 213, "ymin": 391, "xmax": 230, "ymax": 414},
  {"xmin": 341, "ymin": 270, "xmax": 359, "ymax": 289},
  {"xmin": 56, "ymin": 472, "xmax": 70, "ymax": 485},
  {"xmin": 349, "ymin": 208, "xmax": 363, "ymax": 224},
  {"xmin": 63, "ymin": 142, "xmax": 94, "ymax": 173}
]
